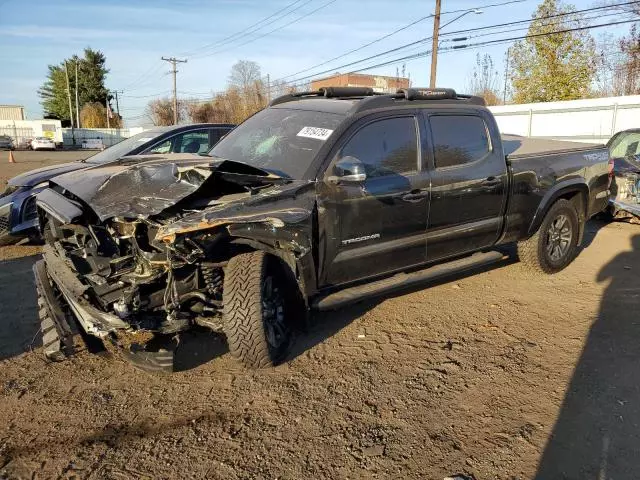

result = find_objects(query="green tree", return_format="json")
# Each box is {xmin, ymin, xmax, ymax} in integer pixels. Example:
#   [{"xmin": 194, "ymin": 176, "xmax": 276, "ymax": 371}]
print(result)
[
  {"xmin": 510, "ymin": 0, "xmax": 596, "ymax": 103},
  {"xmin": 38, "ymin": 48, "xmax": 110, "ymax": 122}
]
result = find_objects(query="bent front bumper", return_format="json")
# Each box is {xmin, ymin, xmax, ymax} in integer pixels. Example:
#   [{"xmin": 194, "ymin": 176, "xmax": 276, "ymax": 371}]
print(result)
[
  {"xmin": 41, "ymin": 244, "xmax": 127, "ymax": 338},
  {"xmin": 36, "ymin": 246, "xmax": 176, "ymax": 372}
]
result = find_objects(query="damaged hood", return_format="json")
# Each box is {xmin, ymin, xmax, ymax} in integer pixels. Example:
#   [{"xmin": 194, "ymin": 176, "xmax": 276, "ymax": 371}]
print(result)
[
  {"xmin": 156, "ymin": 180, "xmax": 315, "ymax": 242},
  {"xmin": 49, "ymin": 154, "xmax": 282, "ymax": 221}
]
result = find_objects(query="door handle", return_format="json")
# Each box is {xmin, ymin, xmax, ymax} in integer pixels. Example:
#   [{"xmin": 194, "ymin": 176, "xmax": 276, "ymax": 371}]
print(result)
[
  {"xmin": 401, "ymin": 190, "xmax": 427, "ymax": 203},
  {"xmin": 481, "ymin": 176, "xmax": 502, "ymax": 187}
]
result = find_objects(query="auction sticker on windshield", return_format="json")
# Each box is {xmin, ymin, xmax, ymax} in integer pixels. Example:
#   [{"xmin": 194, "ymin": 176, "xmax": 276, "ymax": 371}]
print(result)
[{"xmin": 297, "ymin": 126, "xmax": 334, "ymax": 141}]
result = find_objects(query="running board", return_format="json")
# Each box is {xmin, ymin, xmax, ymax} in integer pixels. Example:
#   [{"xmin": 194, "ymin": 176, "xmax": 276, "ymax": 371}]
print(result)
[{"xmin": 312, "ymin": 251, "xmax": 506, "ymax": 311}]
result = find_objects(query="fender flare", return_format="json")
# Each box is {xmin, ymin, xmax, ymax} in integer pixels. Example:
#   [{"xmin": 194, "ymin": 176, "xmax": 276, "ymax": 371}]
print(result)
[
  {"xmin": 528, "ymin": 179, "xmax": 589, "ymax": 239},
  {"xmin": 228, "ymin": 236, "xmax": 317, "ymax": 305}
]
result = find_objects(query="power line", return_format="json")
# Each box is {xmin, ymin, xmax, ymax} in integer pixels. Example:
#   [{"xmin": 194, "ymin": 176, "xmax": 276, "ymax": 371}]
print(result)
[
  {"xmin": 280, "ymin": 16, "xmax": 640, "ymax": 91},
  {"xmin": 120, "ymin": 90, "xmax": 172, "ymax": 99},
  {"xmin": 440, "ymin": 0, "xmax": 640, "ymax": 37},
  {"xmin": 179, "ymin": 0, "xmax": 309, "ymax": 57},
  {"xmin": 275, "ymin": 0, "xmax": 528, "ymax": 81},
  {"xmin": 277, "ymin": 0, "xmax": 640, "ymax": 88},
  {"xmin": 120, "ymin": 62, "xmax": 164, "ymax": 91},
  {"xmin": 440, "ymin": 9, "xmax": 632, "ymax": 43},
  {"xmin": 190, "ymin": 0, "xmax": 338, "ymax": 60}
]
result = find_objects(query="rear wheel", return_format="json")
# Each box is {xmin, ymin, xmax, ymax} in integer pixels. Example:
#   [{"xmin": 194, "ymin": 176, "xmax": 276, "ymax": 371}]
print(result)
[
  {"xmin": 517, "ymin": 199, "xmax": 580, "ymax": 274},
  {"xmin": 222, "ymin": 251, "xmax": 292, "ymax": 368}
]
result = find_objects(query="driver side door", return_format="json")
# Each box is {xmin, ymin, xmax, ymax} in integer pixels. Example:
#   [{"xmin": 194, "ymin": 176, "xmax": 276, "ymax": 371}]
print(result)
[{"xmin": 317, "ymin": 113, "xmax": 430, "ymax": 287}]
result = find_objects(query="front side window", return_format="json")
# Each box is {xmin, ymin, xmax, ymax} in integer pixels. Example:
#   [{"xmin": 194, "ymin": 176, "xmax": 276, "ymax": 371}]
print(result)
[
  {"xmin": 339, "ymin": 117, "xmax": 418, "ymax": 178},
  {"xmin": 177, "ymin": 131, "xmax": 210, "ymax": 153},
  {"xmin": 430, "ymin": 115, "xmax": 490, "ymax": 168},
  {"xmin": 147, "ymin": 139, "xmax": 172, "ymax": 154}
]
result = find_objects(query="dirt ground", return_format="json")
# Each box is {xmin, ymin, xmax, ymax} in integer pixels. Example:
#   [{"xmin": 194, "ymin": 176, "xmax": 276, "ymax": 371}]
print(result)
[{"xmin": 1, "ymin": 152, "xmax": 640, "ymax": 479}]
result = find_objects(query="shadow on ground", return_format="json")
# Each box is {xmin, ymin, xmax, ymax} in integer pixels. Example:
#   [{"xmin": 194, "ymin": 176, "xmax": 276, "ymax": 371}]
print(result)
[
  {"xmin": 0, "ymin": 255, "xmax": 41, "ymax": 361},
  {"xmin": 173, "ymin": 329, "xmax": 229, "ymax": 372},
  {"xmin": 536, "ymin": 234, "xmax": 640, "ymax": 478},
  {"xmin": 288, "ymin": 253, "xmax": 518, "ymax": 363}
]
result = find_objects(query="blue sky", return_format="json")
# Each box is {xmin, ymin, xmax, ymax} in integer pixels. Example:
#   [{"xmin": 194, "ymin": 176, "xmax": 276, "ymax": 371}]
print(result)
[{"xmin": 0, "ymin": 0, "xmax": 632, "ymax": 126}]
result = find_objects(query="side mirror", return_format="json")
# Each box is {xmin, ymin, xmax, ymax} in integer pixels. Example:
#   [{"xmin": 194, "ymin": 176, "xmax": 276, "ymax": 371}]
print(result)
[{"xmin": 328, "ymin": 156, "xmax": 367, "ymax": 184}]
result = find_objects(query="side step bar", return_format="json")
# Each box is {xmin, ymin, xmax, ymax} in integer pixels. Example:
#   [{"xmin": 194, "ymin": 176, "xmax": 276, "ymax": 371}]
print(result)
[{"xmin": 312, "ymin": 251, "xmax": 506, "ymax": 311}]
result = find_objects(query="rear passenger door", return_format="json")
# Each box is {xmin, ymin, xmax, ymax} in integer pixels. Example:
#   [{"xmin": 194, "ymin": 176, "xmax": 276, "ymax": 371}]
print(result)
[
  {"xmin": 424, "ymin": 111, "xmax": 508, "ymax": 261},
  {"xmin": 318, "ymin": 113, "xmax": 430, "ymax": 286}
]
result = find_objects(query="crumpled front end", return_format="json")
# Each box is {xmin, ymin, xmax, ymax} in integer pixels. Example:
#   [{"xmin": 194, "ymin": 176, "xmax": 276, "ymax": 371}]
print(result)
[
  {"xmin": 33, "ymin": 159, "xmax": 315, "ymax": 370},
  {"xmin": 610, "ymin": 170, "xmax": 640, "ymax": 221}
]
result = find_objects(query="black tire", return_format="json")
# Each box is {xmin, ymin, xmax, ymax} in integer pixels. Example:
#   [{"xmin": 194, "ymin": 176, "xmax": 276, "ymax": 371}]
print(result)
[
  {"xmin": 517, "ymin": 199, "xmax": 580, "ymax": 274},
  {"xmin": 222, "ymin": 251, "xmax": 292, "ymax": 368}
]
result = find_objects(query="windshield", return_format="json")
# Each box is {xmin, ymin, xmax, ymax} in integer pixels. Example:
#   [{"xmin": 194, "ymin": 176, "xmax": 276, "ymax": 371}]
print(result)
[
  {"xmin": 209, "ymin": 108, "xmax": 344, "ymax": 178},
  {"xmin": 84, "ymin": 129, "xmax": 165, "ymax": 164}
]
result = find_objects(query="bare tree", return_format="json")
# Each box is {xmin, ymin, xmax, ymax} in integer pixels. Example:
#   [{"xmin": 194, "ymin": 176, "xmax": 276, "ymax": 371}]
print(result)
[
  {"xmin": 466, "ymin": 53, "xmax": 502, "ymax": 105},
  {"xmin": 146, "ymin": 97, "xmax": 186, "ymax": 126},
  {"xmin": 594, "ymin": 25, "xmax": 640, "ymax": 96},
  {"xmin": 228, "ymin": 60, "xmax": 262, "ymax": 91}
]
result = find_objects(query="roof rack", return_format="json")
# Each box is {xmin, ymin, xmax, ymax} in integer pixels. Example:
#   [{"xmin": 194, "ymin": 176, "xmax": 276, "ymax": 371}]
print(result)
[
  {"xmin": 269, "ymin": 86, "xmax": 380, "ymax": 106},
  {"xmin": 268, "ymin": 86, "xmax": 487, "ymax": 109}
]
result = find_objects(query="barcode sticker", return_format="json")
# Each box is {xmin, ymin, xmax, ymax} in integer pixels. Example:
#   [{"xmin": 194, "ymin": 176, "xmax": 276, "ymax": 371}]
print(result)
[{"xmin": 297, "ymin": 126, "xmax": 334, "ymax": 141}]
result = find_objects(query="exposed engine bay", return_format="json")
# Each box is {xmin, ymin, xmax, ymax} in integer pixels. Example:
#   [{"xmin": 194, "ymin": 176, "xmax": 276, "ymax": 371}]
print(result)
[
  {"xmin": 35, "ymin": 156, "xmax": 314, "ymax": 368},
  {"xmin": 611, "ymin": 171, "xmax": 640, "ymax": 221}
]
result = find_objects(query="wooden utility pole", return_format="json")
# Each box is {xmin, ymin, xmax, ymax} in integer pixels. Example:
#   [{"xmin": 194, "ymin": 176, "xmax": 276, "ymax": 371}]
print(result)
[
  {"xmin": 161, "ymin": 57, "xmax": 187, "ymax": 125},
  {"xmin": 114, "ymin": 90, "xmax": 120, "ymax": 116},
  {"xmin": 75, "ymin": 60, "xmax": 81, "ymax": 128},
  {"xmin": 266, "ymin": 74, "xmax": 271, "ymax": 102},
  {"xmin": 429, "ymin": 0, "xmax": 442, "ymax": 88},
  {"xmin": 64, "ymin": 61, "xmax": 75, "ymax": 144},
  {"xmin": 503, "ymin": 47, "xmax": 510, "ymax": 104},
  {"xmin": 106, "ymin": 97, "xmax": 110, "ymax": 129}
]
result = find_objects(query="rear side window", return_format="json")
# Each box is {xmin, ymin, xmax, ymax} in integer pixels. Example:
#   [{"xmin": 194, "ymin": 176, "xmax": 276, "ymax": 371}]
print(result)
[
  {"xmin": 430, "ymin": 115, "xmax": 490, "ymax": 168},
  {"xmin": 340, "ymin": 117, "xmax": 418, "ymax": 178},
  {"xmin": 210, "ymin": 128, "xmax": 232, "ymax": 146}
]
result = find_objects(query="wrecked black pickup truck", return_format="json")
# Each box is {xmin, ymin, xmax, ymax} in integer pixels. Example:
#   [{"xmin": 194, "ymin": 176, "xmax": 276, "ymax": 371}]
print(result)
[{"xmin": 33, "ymin": 87, "xmax": 612, "ymax": 371}]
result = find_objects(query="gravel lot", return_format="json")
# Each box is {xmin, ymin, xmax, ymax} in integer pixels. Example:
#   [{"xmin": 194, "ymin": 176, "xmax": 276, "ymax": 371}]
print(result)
[{"xmin": 1, "ymin": 151, "xmax": 639, "ymax": 479}]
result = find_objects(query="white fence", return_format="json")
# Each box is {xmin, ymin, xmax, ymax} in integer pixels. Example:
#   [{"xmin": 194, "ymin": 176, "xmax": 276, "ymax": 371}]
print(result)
[
  {"xmin": 62, "ymin": 127, "xmax": 144, "ymax": 148},
  {"xmin": 0, "ymin": 126, "xmax": 34, "ymax": 148},
  {"xmin": 489, "ymin": 95, "xmax": 640, "ymax": 144}
]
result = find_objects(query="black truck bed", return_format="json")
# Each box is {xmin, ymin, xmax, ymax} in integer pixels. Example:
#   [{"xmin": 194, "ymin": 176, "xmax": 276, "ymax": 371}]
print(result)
[{"xmin": 502, "ymin": 135, "xmax": 605, "ymax": 159}]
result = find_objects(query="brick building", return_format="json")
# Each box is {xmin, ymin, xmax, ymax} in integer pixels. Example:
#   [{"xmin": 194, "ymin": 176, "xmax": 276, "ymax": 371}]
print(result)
[{"xmin": 311, "ymin": 73, "xmax": 410, "ymax": 94}]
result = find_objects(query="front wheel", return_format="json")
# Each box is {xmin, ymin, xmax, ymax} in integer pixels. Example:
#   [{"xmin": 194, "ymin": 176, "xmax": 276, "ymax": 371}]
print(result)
[
  {"xmin": 517, "ymin": 199, "xmax": 580, "ymax": 274},
  {"xmin": 222, "ymin": 251, "xmax": 293, "ymax": 368}
]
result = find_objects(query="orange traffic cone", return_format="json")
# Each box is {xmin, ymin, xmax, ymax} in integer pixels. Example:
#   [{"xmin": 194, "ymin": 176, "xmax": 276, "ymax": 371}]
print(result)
[{"xmin": 8, "ymin": 151, "xmax": 15, "ymax": 163}]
